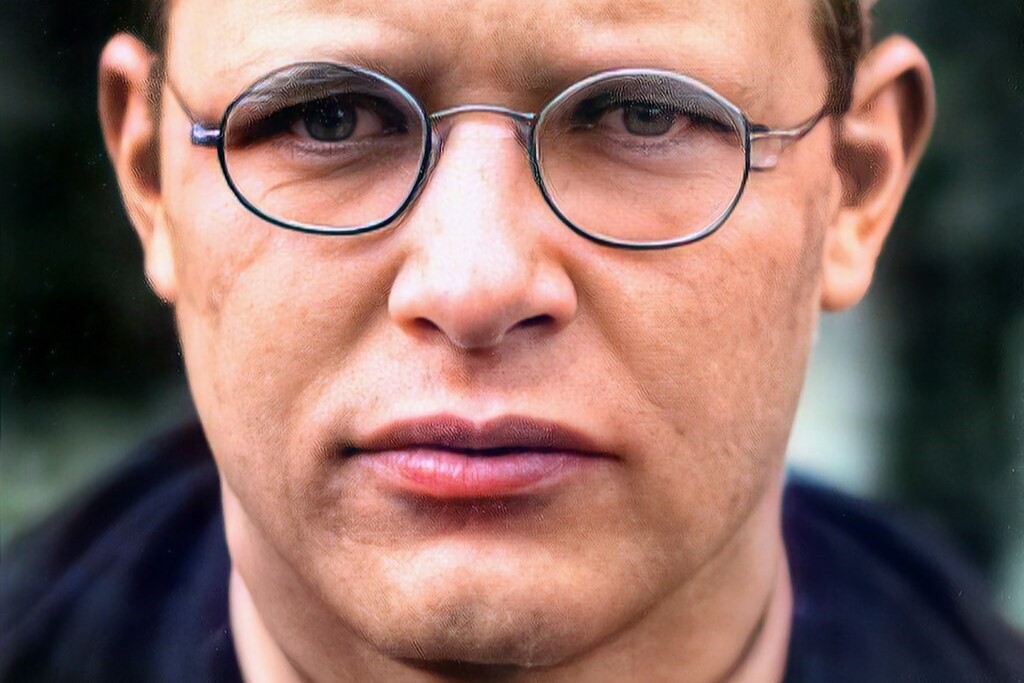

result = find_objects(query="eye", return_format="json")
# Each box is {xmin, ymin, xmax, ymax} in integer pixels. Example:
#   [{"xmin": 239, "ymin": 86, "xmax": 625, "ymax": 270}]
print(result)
[
  {"xmin": 569, "ymin": 96, "xmax": 698, "ymax": 140},
  {"xmin": 595, "ymin": 101, "xmax": 699, "ymax": 139},
  {"xmin": 566, "ymin": 86, "xmax": 741, "ymax": 144},
  {"xmin": 289, "ymin": 94, "xmax": 409, "ymax": 143},
  {"xmin": 297, "ymin": 98, "xmax": 358, "ymax": 141},
  {"xmin": 617, "ymin": 103, "xmax": 683, "ymax": 137}
]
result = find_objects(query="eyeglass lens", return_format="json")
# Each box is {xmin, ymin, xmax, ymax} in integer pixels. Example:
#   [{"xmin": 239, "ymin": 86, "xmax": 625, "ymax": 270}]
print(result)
[
  {"xmin": 221, "ymin": 64, "xmax": 749, "ymax": 243},
  {"xmin": 538, "ymin": 72, "xmax": 747, "ymax": 245},
  {"xmin": 222, "ymin": 64, "xmax": 428, "ymax": 231}
]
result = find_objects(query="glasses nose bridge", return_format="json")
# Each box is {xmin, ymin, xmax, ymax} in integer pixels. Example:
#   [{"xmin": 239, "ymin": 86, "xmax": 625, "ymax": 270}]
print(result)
[
  {"xmin": 426, "ymin": 105, "xmax": 537, "ymax": 168},
  {"xmin": 429, "ymin": 104, "xmax": 536, "ymax": 126}
]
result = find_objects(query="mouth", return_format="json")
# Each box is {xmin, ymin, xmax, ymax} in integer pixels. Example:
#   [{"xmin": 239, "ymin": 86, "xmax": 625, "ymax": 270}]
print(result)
[{"xmin": 345, "ymin": 414, "xmax": 614, "ymax": 499}]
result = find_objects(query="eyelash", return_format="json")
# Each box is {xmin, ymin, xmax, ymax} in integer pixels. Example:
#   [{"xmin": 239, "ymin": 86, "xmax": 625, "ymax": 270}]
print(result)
[
  {"xmin": 570, "ymin": 97, "xmax": 731, "ymax": 135},
  {"xmin": 230, "ymin": 94, "xmax": 411, "ymax": 146}
]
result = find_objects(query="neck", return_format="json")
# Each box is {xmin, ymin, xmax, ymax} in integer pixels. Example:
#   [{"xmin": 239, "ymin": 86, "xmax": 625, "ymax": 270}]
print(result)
[{"xmin": 229, "ymin": 481, "xmax": 792, "ymax": 683}]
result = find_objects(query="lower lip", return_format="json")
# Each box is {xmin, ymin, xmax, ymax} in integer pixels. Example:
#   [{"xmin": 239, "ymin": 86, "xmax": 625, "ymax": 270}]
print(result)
[{"xmin": 357, "ymin": 448, "xmax": 593, "ymax": 498}]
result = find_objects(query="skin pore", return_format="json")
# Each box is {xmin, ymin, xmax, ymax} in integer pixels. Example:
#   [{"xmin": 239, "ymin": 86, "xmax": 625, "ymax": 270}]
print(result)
[{"xmin": 99, "ymin": 1, "xmax": 934, "ymax": 681}]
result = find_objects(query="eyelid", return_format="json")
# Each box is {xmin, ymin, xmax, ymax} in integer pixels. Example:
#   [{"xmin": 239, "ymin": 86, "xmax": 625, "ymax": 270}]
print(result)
[
  {"xmin": 571, "ymin": 93, "xmax": 728, "ymax": 129},
  {"xmin": 227, "ymin": 66, "xmax": 396, "ymax": 126}
]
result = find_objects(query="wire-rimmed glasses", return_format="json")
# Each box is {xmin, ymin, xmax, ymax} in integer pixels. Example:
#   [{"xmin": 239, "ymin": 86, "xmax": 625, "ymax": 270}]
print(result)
[{"xmin": 170, "ymin": 63, "xmax": 828, "ymax": 250}]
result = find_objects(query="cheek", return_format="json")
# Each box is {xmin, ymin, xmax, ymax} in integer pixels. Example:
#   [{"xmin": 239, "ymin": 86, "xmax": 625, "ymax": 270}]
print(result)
[
  {"xmin": 166, "ymin": 182, "xmax": 395, "ymax": 518},
  {"xmin": 597, "ymin": 190, "xmax": 825, "ymax": 544}
]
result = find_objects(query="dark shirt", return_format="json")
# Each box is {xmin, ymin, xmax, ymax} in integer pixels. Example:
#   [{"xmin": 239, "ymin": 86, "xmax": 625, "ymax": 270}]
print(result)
[{"xmin": 2, "ymin": 421, "xmax": 1023, "ymax": 682}]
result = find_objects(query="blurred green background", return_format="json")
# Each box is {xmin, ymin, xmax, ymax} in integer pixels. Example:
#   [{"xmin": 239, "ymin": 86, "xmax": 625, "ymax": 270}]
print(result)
[{"xmin": 1, "ymin": 0, "xmax": 1022, "ymax": 627}]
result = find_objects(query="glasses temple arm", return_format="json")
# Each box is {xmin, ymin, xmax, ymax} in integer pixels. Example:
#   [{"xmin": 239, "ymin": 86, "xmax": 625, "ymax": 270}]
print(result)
[
  {"xmin": 166, "ymin": 79, "xmax": 222, "ymax": 147},
  {"xmin": 749, "ymin": 107, "xmax": 829, "ymax": 170}
]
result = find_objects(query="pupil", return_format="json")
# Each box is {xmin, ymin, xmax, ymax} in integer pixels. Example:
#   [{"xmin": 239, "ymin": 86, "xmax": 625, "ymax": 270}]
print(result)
[
  {"xmin": 623, "ymin": 104, "xmax": 675, "ymax": 136},
  {"xmin": 304, "ymin": 99, "xmax": 356, "ymax": 141}
]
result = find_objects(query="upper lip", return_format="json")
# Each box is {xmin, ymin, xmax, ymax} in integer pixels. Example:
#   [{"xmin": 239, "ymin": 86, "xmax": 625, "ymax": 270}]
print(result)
[{"xmin": 347, "ymin": 414, "xmax": 611, "ymax": 457}]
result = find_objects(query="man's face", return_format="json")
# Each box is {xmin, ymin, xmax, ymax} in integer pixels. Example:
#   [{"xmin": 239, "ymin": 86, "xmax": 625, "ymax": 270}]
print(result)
[{"xmin": 159, "ymin": 0, "xmax": 834, "ymax": 667}]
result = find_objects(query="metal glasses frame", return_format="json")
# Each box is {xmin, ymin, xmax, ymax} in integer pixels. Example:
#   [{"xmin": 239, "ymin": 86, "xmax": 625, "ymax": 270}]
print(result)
[{"xmin": 169, "ymin": 64, "xmax": 829, "ymax": 250}]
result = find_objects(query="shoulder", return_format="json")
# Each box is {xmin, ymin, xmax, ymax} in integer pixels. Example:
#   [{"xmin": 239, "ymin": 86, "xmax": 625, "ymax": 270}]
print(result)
[
  {"xmin": 782, "ymin": 475, "xmax": 1024, "ymax": 683},
  {"xmin": 0, "ymin": 422, "xmax": 238, "ymax": 683}
]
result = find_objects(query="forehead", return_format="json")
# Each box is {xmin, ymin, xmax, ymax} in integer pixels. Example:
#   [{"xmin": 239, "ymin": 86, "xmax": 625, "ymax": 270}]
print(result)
[{"xmin": 167, "ymin": 0, "xmax": 822, "ymax": 116}]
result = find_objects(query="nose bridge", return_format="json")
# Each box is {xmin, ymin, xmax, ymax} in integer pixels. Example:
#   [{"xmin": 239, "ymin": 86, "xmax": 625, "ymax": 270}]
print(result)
[
  {"xmin": 421, "ymin": 106, "xmax": 542, "ymax": 250},
  {"xmin": 388, "ymin": 105, "xmax": 576, "ymax": 351},
  {"xmin": 426, "ymin": 105, "xmax": 536, "ymax": 173}
]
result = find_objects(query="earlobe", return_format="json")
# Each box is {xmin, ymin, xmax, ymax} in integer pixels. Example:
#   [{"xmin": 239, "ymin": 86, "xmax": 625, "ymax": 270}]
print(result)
[
  {"xmin": 821, "ymin": 36, "xmax": 936, "ymax": 311},
  {"xmin": 145, "ymin": 206, "xmax": 179, "ymax": 303},
  {"xmin": 98, "ymin": 33, "xmax": 178, "ymax": 302}
]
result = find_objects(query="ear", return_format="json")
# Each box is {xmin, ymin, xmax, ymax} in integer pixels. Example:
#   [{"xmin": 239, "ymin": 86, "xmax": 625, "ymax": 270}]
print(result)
[
  {"xmin": 99, "ymin": 33, "xmax": 178, "ymax": 302},
  {"xmin": 820, "ymin": 35, "xmax": 936, "ymax": 311}
]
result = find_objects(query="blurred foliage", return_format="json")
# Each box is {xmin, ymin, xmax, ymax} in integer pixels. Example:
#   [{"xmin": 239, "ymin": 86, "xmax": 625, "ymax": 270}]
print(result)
[
  {"xmin": 870, "ymin": 0, "xmax": 1024, "ymax": 575},
  {"xmin": 1, "ymin": 0, "xmax": 1022, "ymax": 590},
  {"xmin": 1, "ymin": 1, "xmax": 181, "ymax": 409}
]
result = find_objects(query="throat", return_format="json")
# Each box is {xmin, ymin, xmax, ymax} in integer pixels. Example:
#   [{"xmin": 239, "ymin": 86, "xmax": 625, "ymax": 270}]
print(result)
[
  {"xmin": 230, "ymin": 570, "xmax": 309, "ymax": 683},
  {"xmin": 720, "ymin": 552, "xmax": 793, "ymax": 683}
]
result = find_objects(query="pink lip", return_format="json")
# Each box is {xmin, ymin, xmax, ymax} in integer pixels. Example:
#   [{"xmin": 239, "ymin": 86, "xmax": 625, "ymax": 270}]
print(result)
[{"xmin": 346, "ymin": 414, "xmax": 612, "ymax": 498}]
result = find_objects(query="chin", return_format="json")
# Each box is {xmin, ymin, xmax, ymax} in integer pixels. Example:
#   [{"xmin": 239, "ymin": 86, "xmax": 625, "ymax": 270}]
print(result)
[
  {"xmin": 367, "ymin": 594, "xmax": 583, "ymax": 669},
  {"xmin": 342, "ymin": 547, "xmax": 632, "ymax": 670}
]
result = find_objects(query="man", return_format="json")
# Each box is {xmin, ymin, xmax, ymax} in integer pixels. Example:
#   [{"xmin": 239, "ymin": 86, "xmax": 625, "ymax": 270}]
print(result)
[{"xmin": 2, "ymin": 0, "xmax": 1022, "ymax": 681}]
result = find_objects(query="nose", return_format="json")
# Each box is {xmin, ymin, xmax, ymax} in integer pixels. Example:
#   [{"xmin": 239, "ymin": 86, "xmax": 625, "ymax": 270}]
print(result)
[{"xmin": 388, "ymin": 115, "xmax": 578, "ymax": 351}]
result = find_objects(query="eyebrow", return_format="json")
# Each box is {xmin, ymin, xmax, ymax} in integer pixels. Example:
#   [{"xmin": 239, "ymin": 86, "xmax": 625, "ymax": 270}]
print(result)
[
  {"xmin": 212, "ymin": 47, "xmax": 438, "ymax": 94},
  {"xmin": 526, "ymin": 62, "xmax": 771, "ymax": 115},
  {"xmin": 195, "ymin": 16, "xmax": 772, "ymax": 122},
  {"xmin": 207, "ymin": 50, "xmax": 770, "ymax": 119}
]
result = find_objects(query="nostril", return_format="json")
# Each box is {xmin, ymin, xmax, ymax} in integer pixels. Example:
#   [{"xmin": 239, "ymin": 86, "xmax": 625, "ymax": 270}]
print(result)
[
  {"xmin": 518, "ymin": 315, "xmax": 554, "ymax": 330},
  {"xmin": 412, "ymin": 314, "xmax": 552, "ymax": 347},
  {"xmin": 410, "ymin": 317, "xmax": 443, "ymax": 339}
]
